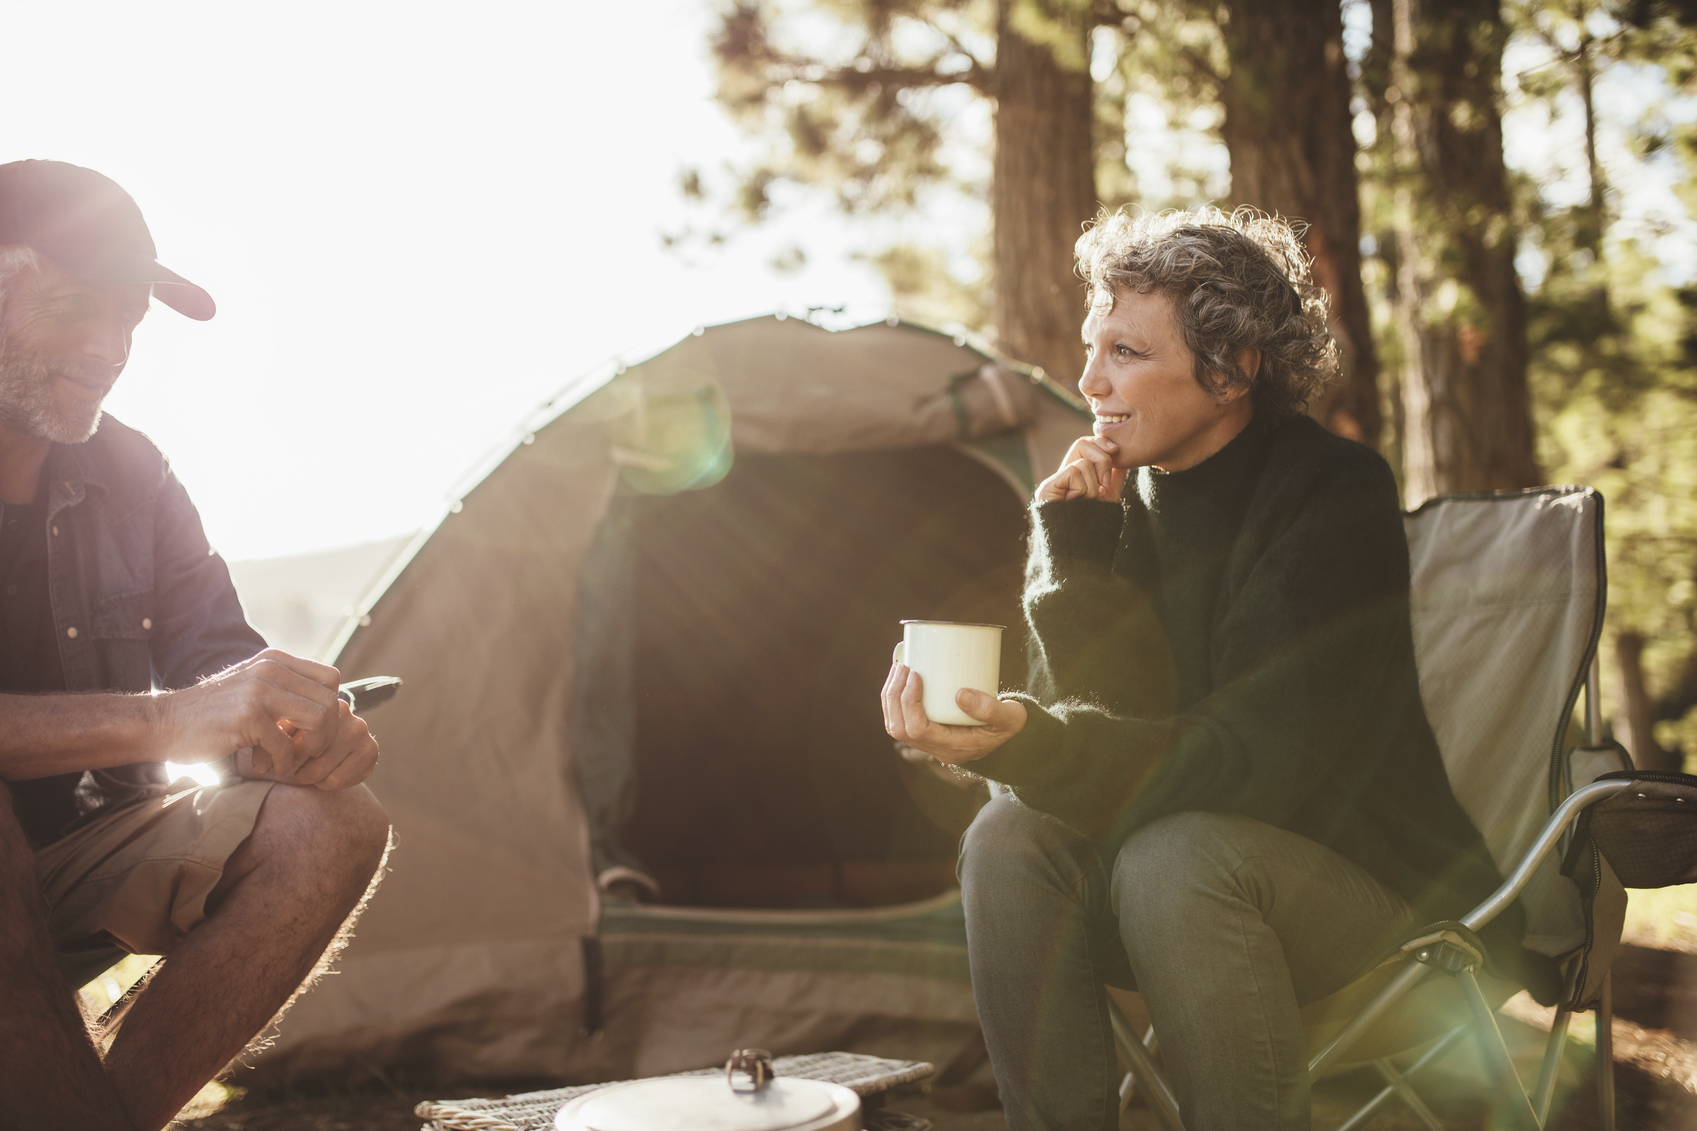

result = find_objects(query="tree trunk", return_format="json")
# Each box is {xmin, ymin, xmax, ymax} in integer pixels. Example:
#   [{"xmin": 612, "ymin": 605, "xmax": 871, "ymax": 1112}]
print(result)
[
  {"xmin": 1616, "ymin": 631, "xmax": 1676, "ymax": 772},
  {"xmin": 992, "ymin": 0, "xmax": 1096, "ymax": 387},
  {"xmin": 1219, "ymin": 0, "xmax": 1382, "ymax": 446},
  {"xmin": 1576, "ymin": 25, "xmax": 1605, "ymax": 254},
  {"xmin": 1391, "ymin": 0, "xmax": 1540, "ymax": 505}
]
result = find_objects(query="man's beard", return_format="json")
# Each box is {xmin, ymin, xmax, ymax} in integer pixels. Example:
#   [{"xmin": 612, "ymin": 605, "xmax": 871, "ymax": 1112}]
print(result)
[{"xmin": 0, "ymin": 332, "xmax": 105, "ymax": 444}]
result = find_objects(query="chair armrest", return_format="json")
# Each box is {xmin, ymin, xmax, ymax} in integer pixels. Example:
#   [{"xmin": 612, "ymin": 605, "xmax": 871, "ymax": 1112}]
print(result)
[{"xmin": 1460, "ymin": 778, "xmax": 1635, "ymax": 932}]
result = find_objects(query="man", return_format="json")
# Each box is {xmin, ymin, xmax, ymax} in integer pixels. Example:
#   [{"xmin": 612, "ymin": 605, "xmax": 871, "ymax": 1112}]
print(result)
[{"xmin": 0, "ymin": 160, "xmax": 390, "ymax": 1131}]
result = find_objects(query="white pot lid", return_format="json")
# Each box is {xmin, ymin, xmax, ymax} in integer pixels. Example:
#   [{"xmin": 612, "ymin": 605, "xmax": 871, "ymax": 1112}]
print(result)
[{"xmin": 555, "ymin": 1076, "xmax": 860, "ymax": 1131}]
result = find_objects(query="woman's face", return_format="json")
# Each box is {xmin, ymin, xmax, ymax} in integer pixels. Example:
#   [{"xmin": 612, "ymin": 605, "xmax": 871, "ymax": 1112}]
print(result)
[{"xmin": 1079, "ymin": 287, "xmax": 1253, "ymax": 472}]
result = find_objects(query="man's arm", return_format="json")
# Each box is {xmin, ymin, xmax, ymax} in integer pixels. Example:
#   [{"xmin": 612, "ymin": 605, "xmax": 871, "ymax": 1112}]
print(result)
[
  {"xmin": 0, "ymin": 691, "xmax": 166, "ymax": 780},
  {"xmin": 0, "ymin": 649, "xmax": 347, "ymax": 783},
  {"xmin": 148, "ymin": 465, "xmax": 267, "ymax": 690},
  {"xmin": 137, "ymin": 459, "xmax": 378, "ymax": 789}
]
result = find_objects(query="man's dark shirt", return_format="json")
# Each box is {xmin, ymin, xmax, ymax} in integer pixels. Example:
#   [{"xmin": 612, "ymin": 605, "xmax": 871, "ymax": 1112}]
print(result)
[
  {"xmin": 3, "ymin": 416, "xmax": 266, "ymax": 847},
  {"xmin": 0, "ymin": 478, "xmax": 79, "ymax": 844}
]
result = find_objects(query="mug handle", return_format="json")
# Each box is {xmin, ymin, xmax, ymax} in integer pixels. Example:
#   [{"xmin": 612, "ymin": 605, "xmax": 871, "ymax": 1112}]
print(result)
[{"xmin": 891, "ymin": 642, "xmax": 905, "ymax": 665}]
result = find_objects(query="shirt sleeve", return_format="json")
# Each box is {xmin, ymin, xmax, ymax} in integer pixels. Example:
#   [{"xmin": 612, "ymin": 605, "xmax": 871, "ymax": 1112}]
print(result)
[
  {"xmin": 149, "ymin": 467, "xmax": 267, "ymax": 690},
  {"xmin": 973, "ymin": 459, "xmax": 1412, "ymax": 844}
]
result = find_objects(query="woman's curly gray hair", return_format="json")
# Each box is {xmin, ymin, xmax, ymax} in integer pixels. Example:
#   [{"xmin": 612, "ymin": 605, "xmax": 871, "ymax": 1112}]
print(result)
[{"xmin": 1074, "ymin": 206, "xmax": 1336, "ymax": 421}]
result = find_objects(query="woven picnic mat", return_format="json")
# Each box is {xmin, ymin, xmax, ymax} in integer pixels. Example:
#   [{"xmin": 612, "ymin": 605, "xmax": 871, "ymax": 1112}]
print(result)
[{"xmin": 416, "ymin": 1050, "xmax": 934, "ymax": 1131}]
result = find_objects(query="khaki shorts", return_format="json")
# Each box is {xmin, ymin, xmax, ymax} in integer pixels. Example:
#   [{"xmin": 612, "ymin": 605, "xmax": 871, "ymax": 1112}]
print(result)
[{"xmin": 35, "ymin": 779, "xmax": 274, "ymax": 986}]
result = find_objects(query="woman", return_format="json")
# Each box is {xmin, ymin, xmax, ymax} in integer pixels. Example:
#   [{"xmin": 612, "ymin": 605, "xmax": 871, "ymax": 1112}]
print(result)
[{"xmin": 880, "ymin": 208, "xmax": 1530, "ymax": 1129}]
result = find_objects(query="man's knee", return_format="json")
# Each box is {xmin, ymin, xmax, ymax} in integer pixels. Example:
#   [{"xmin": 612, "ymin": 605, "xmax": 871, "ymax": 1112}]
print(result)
[
  {"xmin": 0, "ymin": 785, "xmax": 43, "ymax": 920},
  {"xmin": 253, "ymin": 784, "xmax": 389, "ymax": 896}
]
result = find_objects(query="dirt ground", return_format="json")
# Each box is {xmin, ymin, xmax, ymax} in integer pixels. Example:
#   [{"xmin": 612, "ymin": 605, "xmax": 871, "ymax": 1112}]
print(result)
[
  {"xmin": 170, "ymin": 987, "xmax": 1697, "ymax": 1131},
  {"xmin": 174, "ymin": 894, "xmax": 1697, "ymax": 1131}
]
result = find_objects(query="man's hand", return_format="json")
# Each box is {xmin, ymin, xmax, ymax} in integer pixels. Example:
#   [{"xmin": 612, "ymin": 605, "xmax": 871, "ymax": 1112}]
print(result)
[
  {"xmin": 160, "ymin": 649, "xmax": 361, "ymax": 780},
  {"xmin": 1036, "ymin": 435, "xmax": 1126, "ymax": 503},
  {"xmin": 881, "ymin": 663, "xmax": 1026, "ymax": 765},
  {"xmin": 234, "ymin": 699, "xmax": 380, "ymax": 790}
]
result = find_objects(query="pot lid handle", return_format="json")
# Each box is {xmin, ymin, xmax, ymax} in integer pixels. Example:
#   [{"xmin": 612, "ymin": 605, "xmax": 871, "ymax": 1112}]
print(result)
[{"xmin": 725, "ymin": 1048, "xmax": 775, "ymax": 1094}]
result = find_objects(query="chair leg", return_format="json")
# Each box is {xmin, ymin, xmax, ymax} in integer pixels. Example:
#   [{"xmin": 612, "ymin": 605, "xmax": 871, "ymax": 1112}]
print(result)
[
  {"xmin": 1108, "ymin": 995, "xmax": 1185, "ymax": 1131},
  {"xmin": 1118, "ymin": 1025, "xmax": 1157, "ymax": 1112},
  {"xmin": 1369, "ymin": 1059, "xmax": 1447, "ymax": 1131},
  {"xmin": 1596, "ymin": 973, "xmax": 1616, "ymax": 1131},
  {"xmin": 1327, "ymin": 1024, "xmax": 1469, "ymax": 1131},
  {"xmin": 1458, "ymin": 968, "xmax": 1541, "ymax": 1131},
  {"xmin": 1531, "ymin": 1007, "xmax": 1572, "ymax": 1126},
  {"xmin": 1309, "ymin": 961, "xmax": 1434, "ymax": 1077}
]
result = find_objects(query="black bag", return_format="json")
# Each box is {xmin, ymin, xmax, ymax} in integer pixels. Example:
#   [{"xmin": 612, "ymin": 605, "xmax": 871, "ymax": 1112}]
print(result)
[{"xmin": 1564, "ymin": 770, "xmax": 1697, "ymax": 889}]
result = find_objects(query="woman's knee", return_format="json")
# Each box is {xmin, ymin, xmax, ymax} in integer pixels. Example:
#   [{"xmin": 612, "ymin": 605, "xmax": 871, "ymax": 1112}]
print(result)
[
  {"xmin": 1110, "ymin": 811, "xmax": 1264, "ymax": 912},
  {"xmin": 959, "ymin": 791, "xmax": 1090, "ymax": 893}
]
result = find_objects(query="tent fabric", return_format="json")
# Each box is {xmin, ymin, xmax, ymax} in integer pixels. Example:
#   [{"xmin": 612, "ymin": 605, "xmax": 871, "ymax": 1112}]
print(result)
[
  {"xmin": 1402, "ymin": 487, "xmax": 1607, "ymax": 959},
  {"xmin": 611, "ymin": 446, "xmax": 1031, "ymax": 902},
  {"xmin": 594, "ymin": 895, "xmax": 975, "ymax": 1078},
  {"xmin": 248, "ymin": 316, "xmax": 1086, "ymax": 1085},
  {"xmin": 642, "ymin": 318, "xmax": 1039, "ymax": 455}
]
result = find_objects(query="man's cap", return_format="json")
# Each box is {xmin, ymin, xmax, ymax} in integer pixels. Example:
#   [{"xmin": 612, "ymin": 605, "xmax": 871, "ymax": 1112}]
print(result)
[{"xmin": 0, "ymin": 160, "xmax": 215, "ymax": 321}]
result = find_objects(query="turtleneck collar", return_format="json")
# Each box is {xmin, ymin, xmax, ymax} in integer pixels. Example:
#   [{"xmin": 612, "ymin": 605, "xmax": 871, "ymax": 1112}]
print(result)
[{"xmin": 1135, "ymin": 414, "xmax": 1272, "ymax": 523}]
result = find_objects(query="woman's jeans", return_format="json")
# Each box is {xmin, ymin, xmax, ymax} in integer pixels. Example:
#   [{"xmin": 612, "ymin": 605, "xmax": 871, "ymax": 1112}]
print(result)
[{"xmin": 959, "ymin": 793, "xmax": 1413, "ymax": 1130}]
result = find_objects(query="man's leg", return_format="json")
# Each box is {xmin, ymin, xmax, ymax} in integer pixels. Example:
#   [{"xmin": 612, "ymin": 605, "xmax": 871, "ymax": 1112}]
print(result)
[
  {"xmin": 100, "ymin": 783, "xmax": 388, "ymax": 1131},
  {"xmin": 0, "ymin": 784, "xmax": 135, "ymax": 1131},
  {"xmin": 958, "ymin": 791, "xmax": 1125, "ymax": 1131},
  {"xmin": 1110, "ymin": 812, "xmax": 1413, "ymax": 1131}
]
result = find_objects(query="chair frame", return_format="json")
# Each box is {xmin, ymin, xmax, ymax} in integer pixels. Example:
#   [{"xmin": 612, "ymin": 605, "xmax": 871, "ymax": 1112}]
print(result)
[{"xmin": 1111, "ymin": 658, "xmax": 1624, "ymax": 1131}]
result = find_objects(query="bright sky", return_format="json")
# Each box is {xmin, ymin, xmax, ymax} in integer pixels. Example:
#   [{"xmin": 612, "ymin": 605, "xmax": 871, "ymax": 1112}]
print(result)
[{"xmin": 0, "ymin": 1, "xmax": 894, "ymax": 560}]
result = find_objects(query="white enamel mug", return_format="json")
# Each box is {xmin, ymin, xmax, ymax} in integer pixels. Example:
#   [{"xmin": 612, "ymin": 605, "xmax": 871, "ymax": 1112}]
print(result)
[{"xmin": 891, "ymin": 620, "xmax": 1004, "ymax": 727}]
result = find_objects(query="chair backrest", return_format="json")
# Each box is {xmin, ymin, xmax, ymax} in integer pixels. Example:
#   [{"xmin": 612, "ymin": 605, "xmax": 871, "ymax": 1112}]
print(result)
[{"xmin": 1404, "ymin": 487, "xmax": 1605, "ymax": 958}]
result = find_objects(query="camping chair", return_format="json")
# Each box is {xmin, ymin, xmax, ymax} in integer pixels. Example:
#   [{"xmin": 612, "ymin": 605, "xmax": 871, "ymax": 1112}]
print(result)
[{"xmin": 1107, "ymin": 486, "xmax": 1695, "ymax": 1131}]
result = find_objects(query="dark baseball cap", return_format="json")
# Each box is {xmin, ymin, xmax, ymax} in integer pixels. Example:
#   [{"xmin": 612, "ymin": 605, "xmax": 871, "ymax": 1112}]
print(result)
[{"xmin": 0, "ymin": 160, "xmax": 214, "ymax": 321}]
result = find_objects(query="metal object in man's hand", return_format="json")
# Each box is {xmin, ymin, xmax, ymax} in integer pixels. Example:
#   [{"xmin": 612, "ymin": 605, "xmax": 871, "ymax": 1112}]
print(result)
[{"xmin": 338, "ymin": 675, "xmax": 402, "ymax": 713}]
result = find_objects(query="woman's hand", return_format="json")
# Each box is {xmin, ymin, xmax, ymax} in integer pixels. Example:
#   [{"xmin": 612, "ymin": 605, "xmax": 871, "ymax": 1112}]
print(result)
[
  {"xmin": 881, "ymin": 664, "xmax": 1026, "ymax": 765},
  {"xmin": 1036, "ymin": 435, "xmax": 1127, "ymax": 503}
]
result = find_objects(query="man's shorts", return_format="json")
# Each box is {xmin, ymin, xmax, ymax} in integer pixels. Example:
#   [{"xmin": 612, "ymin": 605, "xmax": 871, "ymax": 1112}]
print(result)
[{"xmin": 35, "ymin": 779, "xmax": 274, "ymax": 987}]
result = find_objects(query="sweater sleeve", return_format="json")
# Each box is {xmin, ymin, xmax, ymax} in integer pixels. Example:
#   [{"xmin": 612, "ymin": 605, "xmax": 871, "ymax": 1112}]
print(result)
[
  {"xmin": 971, "ymin": 496, "xmax": 1179, "ymax": 814},
  {"xmin": 1017, "ymin": 497, "xmax": 1138, "ymax": 701},
  {"xmin": 975, "ymin": 453, "xmax": 1411, "ymax": 844}
]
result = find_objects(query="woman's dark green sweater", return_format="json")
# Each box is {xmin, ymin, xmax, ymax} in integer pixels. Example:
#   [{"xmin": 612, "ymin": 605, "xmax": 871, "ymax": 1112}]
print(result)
[{"xmin": 973, "ymin": 414, "xmax": 1532, "ymax": 977}]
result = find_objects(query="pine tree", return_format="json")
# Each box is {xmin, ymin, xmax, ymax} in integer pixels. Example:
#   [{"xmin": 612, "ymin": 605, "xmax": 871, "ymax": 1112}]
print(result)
[
  {"xmin": 1217, "ymin": 0, "xmax": 1383, "ymax": 444},
  {"xmin": 1390, "ymin": 0, "xmax": 1541, "ymax": 502},
  {"xmin": 708, "ymin": 0, "xmax": 1095, "ymax": 385},
  {"xmin": 703, "ymin": 0, "xmax": 1376, "ymax": 419},
  {"xmin": 1511, "ymin": 0, "xmax": 1697, "ymax": 770}
]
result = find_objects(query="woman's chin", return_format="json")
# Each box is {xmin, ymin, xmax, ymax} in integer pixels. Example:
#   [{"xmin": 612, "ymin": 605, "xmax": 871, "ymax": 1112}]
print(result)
[{"xmin": 1093, "ymin": 420, "xmax": 1138, "ymax": 463}]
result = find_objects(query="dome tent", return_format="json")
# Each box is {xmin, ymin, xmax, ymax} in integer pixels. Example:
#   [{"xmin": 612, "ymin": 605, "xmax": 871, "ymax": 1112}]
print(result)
[{"xmin": 249, "ymin": 313, "xmax": 1090, "ymax": 1086}]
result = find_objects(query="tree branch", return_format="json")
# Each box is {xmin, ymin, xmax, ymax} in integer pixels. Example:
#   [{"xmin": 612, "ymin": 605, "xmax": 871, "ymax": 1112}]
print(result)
[{"xmin": 813, "ymin": 59, "xmax": 993, "ymax": 97}]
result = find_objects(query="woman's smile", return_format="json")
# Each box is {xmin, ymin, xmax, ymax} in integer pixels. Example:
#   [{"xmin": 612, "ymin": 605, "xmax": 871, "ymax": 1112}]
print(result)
[{"xmin": 1078, "ymin": 288, "xmax": 1251, "ymax": 471}]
